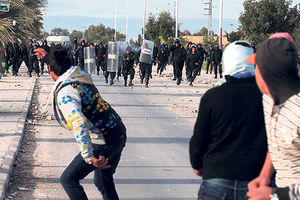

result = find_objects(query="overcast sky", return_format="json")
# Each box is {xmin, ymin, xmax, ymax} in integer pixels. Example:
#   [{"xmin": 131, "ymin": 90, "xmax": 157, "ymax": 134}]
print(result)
[{"xmin": 45, "ymin": 0, "xmax": 246, "ymax": 20}]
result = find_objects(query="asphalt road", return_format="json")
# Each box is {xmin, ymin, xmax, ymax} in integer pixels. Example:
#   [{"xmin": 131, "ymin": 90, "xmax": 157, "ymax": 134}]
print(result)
[{"xmin": 7, "ymin": 69, "xmax": 205, "ymax": 200}]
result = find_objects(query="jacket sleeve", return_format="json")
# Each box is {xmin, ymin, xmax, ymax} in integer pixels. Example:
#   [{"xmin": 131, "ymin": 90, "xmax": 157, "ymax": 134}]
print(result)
[
  {"xmin": 57, "ymin": 85, "xmax": 94, "ymax": 164},
  {"xmin": 189, "ymin": 94, "xmax": 211, "ymax": 170}
]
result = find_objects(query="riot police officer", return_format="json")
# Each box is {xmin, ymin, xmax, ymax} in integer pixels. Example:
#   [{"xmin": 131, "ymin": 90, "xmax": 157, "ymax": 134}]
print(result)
[
  {"xmin": 71, "ymin": 37, "xmax": 80, "ymax": 66},
  {"xmin": 78, "ymin": 39, "xmax": 86, "ymax": 70},
  {"xmin": 206, "ymin": 45, "xmax": 214, "ymax": 74},
  {"xmin": 40, "ymin": 40, "xmax": 50, "ymax": 74},
  {"xmin": 28, "ymin": 43, "xmax": 40, "ymax": 77},
  {"xmin": 19, "ymin": 40, "xmax": 31, "ymax": 75},
  {"xmin": 186, "ymin": 44, "xmax": 201, "ymax": 86},
  {"xmin": 157, "ymin": 46, "xmax": 168, "ymax": 76},
  {"xmin": 122, "ymin": 47, "xmax": 135, "ymax": 86},
  {"xmin": 185, "ymin": 42, "xmax": 193, "ymax": 81},
  {"xmin": 170, "ymin": 38, "xmax": 186, "ymax": 85},
  {"xmin": 12, "ymin": 40, "xmax": 21, "ymax": 76},
  {"xmin": 96, "ymin": 42, "xmax": 107, "ymax": 76},
  {"xmin": 212, "ymin": 44, "xmax": 223, "ymax": 79},
  {"xmin": 196, "ymin": 42, "xmax": 206, "ymax": 75}
]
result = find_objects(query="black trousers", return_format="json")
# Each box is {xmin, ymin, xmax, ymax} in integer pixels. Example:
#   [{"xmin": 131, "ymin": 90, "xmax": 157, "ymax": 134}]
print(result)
[
  {"xmin": 122, "ymin": 67, "xmax": 135, "ymax": 82},
  {"xmin": 12, "ymin": 58, "xmax": 22, "ymax": 74},
  {"xmin": 140, "ymin": 63, "xmax": 152, "ymax": 85},
  {"xmin": 21, "ymin": 55, "xmax": 31, "ymax": 73},
  {"xmin": 174, "ymin": 61, "xmax": 184, "ymax": 80},
  {"xmin": 97, "ymin": 60, "xmax": 105, "ymax": 73},
  {"xmin": 190, "ymin": 67, "xmax": 198, "ymax": 83},
  {"xmin": 214, "ymin": 62, "xmax": 222, "ymax": 76},
  {"xmin": 60, "ymin": 124, "xmax": 126, "ymax": 200},
  {"xmin": 206, "ymin": 60, "xmax": 213, "ymax": 73},
  {"xmin": 157, "ymin": 62, "xmax": 166, "ymax": 74},
  {"xmin": 29, "ymin": 58, "xmax": 40, "ymax": 75},
  {"xmin": 5, "ymin": 57, "xmax": 12, "ymax": 72}
]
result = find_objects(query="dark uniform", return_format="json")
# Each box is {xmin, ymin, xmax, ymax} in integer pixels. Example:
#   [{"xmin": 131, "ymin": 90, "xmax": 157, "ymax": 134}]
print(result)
[
  {"xmin": 185, "ymin": 42, "xmax": 192, "ymax": 81},
  {"xmin": 71, "ymin": 37, "xmax": 80, "ymax": 66},
  {"xmin": 206, "ymin": 45, "xmax": 214, "ymax": 74},
  {"xmin": 122, "ymin": 49, "xmax": 135, "ymax": 86},
  {"xmin": 78, "ymin": 40, "xmax": 86, "ymax": 70},
  {"xmin": 19, "ymin": 41, "xmax": 31, "ymax": 74},
  {"xmin": 157, "ymin": 47, "xmax": 168, "ymax": 75},
  {"xmin": 186, "ymin": 45, "xmax": 201, "ymax": 86},
  {"xmin": 212, "ymin": 45, "xmax": 223, "ymax": 79},
  {"xmin": 96, "ymin": 43, "xmax": 107, "ymax": 76},
  {"xmin": 28, "ymin": 43, "xmax": 40, "ymax": 77},
  {"xmin": 196, "ymin": 43, "xmax": 206, "ymax": 75},
  {"xmin": 4, "ymin": 41, "xmax": 13, "ymax": 73},
  {"xmin": 12, "ymin": 42, "xmax": 22, "ymax": 76},
  {"xmin": 40, "ymin": 40, "xmax": 50, "ymax": 74},
  {"xmin": 152, "ymin": 44, "xmax": 158, "ymax": 66},
  {"xmin": 170, "ymin": 39, "xmax": 186, "ymax": 85},
  {"xmin": 137, "ymin": 49, "xmax": 152, "ymax": 88}
]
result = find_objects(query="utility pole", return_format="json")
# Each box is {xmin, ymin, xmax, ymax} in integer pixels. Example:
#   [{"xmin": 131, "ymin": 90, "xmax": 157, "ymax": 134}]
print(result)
[
  {"xmin": 203, "ymin": 0, "xmax": 213, "ymax": 37},
  {"xmin": 219, "ymin": 0, "xmax": 223, "ymax": 49},
  {"xmin": 114, "ymin": 3, "xmax": 117, "ymax": 41},
  {"xmin": 126, "ymin": 0, "xmax": 129, "ymax": 42},
  {"xmin": 175, "ymin": 0, "xmax": 178, "ymax": 38},
  {"xmin": 143, "ymin": 0, "xmax": 146, "ymax": 39}
]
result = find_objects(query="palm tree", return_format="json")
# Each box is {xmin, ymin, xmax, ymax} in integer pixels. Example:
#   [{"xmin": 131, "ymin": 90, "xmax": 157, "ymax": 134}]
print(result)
[{"xmin": 0, "ymin": 0, "xmax": 47, "ymax": 49}]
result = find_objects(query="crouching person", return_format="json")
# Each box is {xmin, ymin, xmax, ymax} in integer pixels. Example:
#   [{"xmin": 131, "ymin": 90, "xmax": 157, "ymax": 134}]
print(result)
[
  {"xmin": 189, "ymin": 41, "xmax": 268, "ymax": 200},
  {"xmin": 35, "ymin": 46, "xmax": 126, "ymax": 200}
]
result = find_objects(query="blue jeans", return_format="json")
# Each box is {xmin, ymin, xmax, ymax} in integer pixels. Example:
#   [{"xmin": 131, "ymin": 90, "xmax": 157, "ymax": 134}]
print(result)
[
  {"xmin": 198, "ymin": 178, "xmax": 249, "ymax": 200},
  {"xmin": 60, "ymin": 127, "xmax": 126, "ymax": 200}
]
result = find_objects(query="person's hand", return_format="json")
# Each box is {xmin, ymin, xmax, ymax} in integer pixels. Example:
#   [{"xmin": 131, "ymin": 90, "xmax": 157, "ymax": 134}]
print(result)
[
  {"xmin": 247, "ymin": 186, "xmax": 272, "ymax": 200},
  {"xmin": 195, "ymin": 62, "xmax": 199, "ymax": 65},
  {"xmin": 73, "ymin": 56, "xmax": 75, "ymax": 59},
  {"xmin": 34, "ymin": 48, "xmax": 47, "ymax": 59},
  {"xmin": 92, "ymin": 156, "xmax": 111, "ymax": 169},
  {"xmin": 248, "ymin": 176, "xmax": 271, "ymax": 192},
  {"xmin": 193, "ymin": 169, "xmax": 203, "ymax": 176}
]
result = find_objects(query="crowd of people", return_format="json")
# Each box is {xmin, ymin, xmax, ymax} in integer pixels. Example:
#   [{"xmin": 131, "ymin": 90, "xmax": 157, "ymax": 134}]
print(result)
[{"xmin": 2, "ymin": 35, "xmax": 258, "ymax": 88}]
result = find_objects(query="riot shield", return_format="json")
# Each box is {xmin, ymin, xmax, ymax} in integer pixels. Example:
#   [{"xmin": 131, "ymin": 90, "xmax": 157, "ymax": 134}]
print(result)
[
  {"xmin": 139, "ymin": 40, "xmax": 154, "ymax": 64},
  {"xmin": 117, "ymin": 41, "xmax": 129, "ymax": 69},
  {"xmin": 84, "ymin": 47, "xmax": 96, "ymax": 74},
  {"xmin": 107, "ymin": 41, "xmax": 119, "ymax": 72}
]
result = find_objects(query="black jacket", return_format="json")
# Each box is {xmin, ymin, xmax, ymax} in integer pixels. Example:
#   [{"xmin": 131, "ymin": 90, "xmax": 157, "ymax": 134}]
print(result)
[
  {"xmin": 186, "ymin": 52, "xmax": 201, "ymax": 69},
  {"xmin": 170, "ymin": 44, "xmax": 186, "ymax": 63},
  {"xmin": 212, "ymin": 48, "xmax": 223, "ymax": 64},
  {"xmin": 190, "ymin": 77, "xmax": 267, "ymax": 181},
  {"xmin": 157, "ymin": 50, "xmax": 168, "ymax": 64},
  {"xmin": 122, "ymin": 52, "xmax": 135, "ymax": 69},
  {"xmin": 197, "ymin": 47, "xmax": 206, "ymax": 61},
  {"xmin": 97, "ymin": 46, "xmax": 107, "ymax": 62}
]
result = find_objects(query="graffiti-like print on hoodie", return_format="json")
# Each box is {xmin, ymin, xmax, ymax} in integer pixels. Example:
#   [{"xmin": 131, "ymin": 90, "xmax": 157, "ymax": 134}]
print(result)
[{"xmin": 52, "ymin": 66, "xmax": 122, "ymax": 164}]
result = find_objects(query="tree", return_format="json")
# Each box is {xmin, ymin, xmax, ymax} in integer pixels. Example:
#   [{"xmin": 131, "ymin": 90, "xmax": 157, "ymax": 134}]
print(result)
[
  {"xmin": 0, "ymin": 0, "xmax": 46, "ymax": 48},
  {"xmin": 144, "ymin": 10, "xmax": 176, "ymax": 45},
  {"xmin": 50, "ymin": 28, "xmax": 70, "ymax": 36},
  {"xmin": 239, "ymin": 0, "xmax": 300, "ymax": 43},
  {"xmin": 194, "ymin": 27, "xmax": 208, "ymax": 36},
  {"xmin": 70, "ymin": 30, "xmax": 83, "ymax": 41},
  {"xmin": 225, "ymin": 30, "xmax": 243, "ymax": 43}
]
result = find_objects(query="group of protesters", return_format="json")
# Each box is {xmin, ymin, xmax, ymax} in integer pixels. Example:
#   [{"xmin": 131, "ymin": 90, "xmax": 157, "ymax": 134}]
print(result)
[{"xmin": 190, "ymin": 32, "xmax": 300, "ymax": 200}]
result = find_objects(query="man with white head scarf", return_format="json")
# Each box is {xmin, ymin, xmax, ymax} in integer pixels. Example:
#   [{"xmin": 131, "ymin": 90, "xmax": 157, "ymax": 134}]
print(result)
[{"xmin": 189, "ymin": 41, "xmax": 268, "ymax": 200}]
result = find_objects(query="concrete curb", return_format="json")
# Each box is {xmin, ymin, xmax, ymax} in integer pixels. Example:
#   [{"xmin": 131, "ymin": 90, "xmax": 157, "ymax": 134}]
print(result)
[{"xmin": 0, "ymin": 78, "xmax": 37, "ymax": 200}]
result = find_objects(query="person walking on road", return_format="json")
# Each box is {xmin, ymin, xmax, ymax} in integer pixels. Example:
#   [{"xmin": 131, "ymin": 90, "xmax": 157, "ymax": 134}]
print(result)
[
  {"xmin": 246, "ymin": 34, "xmax": 300, "ymax": 200},
  {"xmin": 189, "ymin": 41, "xmax": 268, "ymax": 200},
  {"xmin": 35, "ymin": 46, "xmax": 127, "ymax": 200}
]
